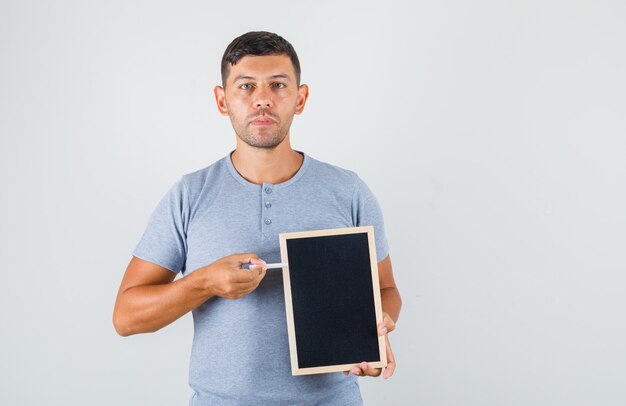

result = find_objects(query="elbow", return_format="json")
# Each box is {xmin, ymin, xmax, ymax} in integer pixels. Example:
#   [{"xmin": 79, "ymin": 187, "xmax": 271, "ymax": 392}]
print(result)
[
  {"xmin": 112, "ymin": 310, "xmax": 134, "ymax": 337},
  {"xmin": 114, "ymin": 325, "xmax": 131, "ymax": 337},
  {"xmin": 113, "ymin": 310, "xmax": 159, "ymax": 336},
  {"xmin": 113, "ymin": 292, "xmax": 139, "ymax": 336}
]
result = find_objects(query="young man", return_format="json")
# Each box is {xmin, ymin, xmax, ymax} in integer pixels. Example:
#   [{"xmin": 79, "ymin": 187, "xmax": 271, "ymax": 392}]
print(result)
[{"xmin": 113, "ymin": 31, "xmax": 401, "ymax": 405}]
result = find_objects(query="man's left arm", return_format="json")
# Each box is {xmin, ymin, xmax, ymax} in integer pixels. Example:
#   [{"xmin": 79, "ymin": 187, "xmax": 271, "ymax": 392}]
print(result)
[{"xmin": 344, "ymin": 254, "xmax": 402, "ymax": 379}]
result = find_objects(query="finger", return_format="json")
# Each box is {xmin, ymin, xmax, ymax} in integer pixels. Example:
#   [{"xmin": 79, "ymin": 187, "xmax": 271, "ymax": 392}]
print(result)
[
  {"xmin": 383, "ymin": 359, "xmax": 396, "ymax": 379},
  {"xmin": 230, "ymin": 280, "xmax": 264, "ymax": 298},
  {"xmin": 383, "ymin": 335, "xmax": 396, "ymax": 379},
  {"xmin": 359, "ymin": 362, "xmax": 382, "ymax": 377},
  {"xmin": 231, "ymin": 269, "xmax": 267, "ymax": 294},
  {"xmin": 349, "ymin": 363, "xmax": 371, "ymax": 377},
  {"xmin": 378, "ymin": 321, "xmax": 388, "ymax": 336},
  {"xmin": 378, "ymin": 312, "xmax": 395, "ymax": 335},
  {"xmin": 257, "ymin": 266, "xmax": 267, "ymax": 282},
  {"xmin": 249, "ymin": 268, "xmax": 267, "ymax": 287},
  {"xmin": 378, "ymin": 313, "xmax": 388, "ymax": 335},
  {"xmin": 243, "ymin": 264, "xmax": 267, "ymax": 283},
  {"xmin": 385, "ymin": 314, "xmax": 396, "ymax": 333},
  {"xmin": 249, "ymin": 258, "xmax": 267, "ymax": 270}
]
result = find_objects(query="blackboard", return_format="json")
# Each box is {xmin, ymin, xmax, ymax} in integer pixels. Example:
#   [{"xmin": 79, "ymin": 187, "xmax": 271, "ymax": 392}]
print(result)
[{"xmin": 279, "ymin": 226, "xmax": 387, "ymax": 375}]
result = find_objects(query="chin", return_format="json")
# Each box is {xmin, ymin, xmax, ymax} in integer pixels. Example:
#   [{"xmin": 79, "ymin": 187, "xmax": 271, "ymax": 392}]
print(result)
[{"xmin": 240, "ymin": 134, "xmax": 287, "ymax": 149}]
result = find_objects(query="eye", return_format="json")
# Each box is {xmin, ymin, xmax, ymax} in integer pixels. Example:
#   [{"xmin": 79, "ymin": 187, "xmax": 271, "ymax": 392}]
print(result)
[
  {"xmin": 273, "ymin": 82, "xmax": 286, "ymax": 89},
  {"xmin": 240, "ymin": 83, "xmax": 253, "ymax": 90}
]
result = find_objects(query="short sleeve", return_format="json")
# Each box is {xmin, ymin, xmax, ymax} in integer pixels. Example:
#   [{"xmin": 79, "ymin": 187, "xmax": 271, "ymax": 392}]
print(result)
[
  {"xmin": 132, "ymin": 178, "xmax": 190, "ymax": 274},
  {"xmin": 351, "ymin": 175, "xmax": 390, "ymax": 262}
]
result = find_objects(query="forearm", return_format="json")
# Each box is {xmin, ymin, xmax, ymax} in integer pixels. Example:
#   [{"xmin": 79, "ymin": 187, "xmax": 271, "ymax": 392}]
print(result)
[
  {"xmin": 381, "ymin": 287, "xmax": 402, "ymax": 322},
  {"xmin": 114, "ymin": 271, "xmax": 212, "ymax": 336}
]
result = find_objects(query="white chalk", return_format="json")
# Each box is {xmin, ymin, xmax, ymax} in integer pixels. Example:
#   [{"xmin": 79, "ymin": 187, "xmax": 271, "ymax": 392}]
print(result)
[{"xmin": 243, "ymin": 262, "xmax": 288, "ymax": 270}]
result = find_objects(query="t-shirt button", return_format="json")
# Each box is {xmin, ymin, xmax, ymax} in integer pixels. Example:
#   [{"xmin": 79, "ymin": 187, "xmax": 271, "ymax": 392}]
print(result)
[
  {"xmin": 264, "ymin": 187, "xmax": 273, "ymax": 194},
  {"xmin": 265, "ymin": 202, "xmax": 272, "ymax": 208},
  {"xmin": 264, "ymin": 218, "xmax": 272, "ymax": 225}
]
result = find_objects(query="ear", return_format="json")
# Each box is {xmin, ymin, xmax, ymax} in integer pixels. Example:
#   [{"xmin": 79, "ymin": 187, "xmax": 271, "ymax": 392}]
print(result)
[
  {"xmin": 294, "ymin": 84, "xmax": 309, "ymax": 115},
  {"xmin": 214, "ymin": 85, "xmax": 229, "ymax": 116}
]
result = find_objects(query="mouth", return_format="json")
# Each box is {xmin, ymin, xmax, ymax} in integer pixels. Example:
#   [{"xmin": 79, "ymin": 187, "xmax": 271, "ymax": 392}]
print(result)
[{"xmin": 250, "ymin": 116, "xmax": 277, "ymax": 126}]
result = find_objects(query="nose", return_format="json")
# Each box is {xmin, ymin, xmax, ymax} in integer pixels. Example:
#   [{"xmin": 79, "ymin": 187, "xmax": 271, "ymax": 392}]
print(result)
[{"xmin": 253, "ymin": 87, "xmax": 272, "ymax": 109}]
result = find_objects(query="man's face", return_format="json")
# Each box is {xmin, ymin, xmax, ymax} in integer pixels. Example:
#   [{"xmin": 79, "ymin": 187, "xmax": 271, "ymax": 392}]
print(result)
[{"xmin": 214, "ymin": 54, "xmax": 308, "ymax": 149}]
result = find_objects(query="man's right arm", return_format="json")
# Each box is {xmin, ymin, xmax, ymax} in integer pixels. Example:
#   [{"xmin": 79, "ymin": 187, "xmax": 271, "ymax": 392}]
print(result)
[{"xmin": 112, "ymin": 254, "xmax": 266, "ymax": 336}]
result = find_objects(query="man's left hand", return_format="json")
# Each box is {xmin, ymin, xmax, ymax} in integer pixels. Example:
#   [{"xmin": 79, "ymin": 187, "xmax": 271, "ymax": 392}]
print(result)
[{"xmin": 343, "ymin": 312, "xmax": 396, "ymax": 379}]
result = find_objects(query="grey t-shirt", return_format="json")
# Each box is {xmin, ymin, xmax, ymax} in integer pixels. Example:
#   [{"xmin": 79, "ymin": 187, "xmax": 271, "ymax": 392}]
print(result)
[{"xmin": 133, "ymin": 152, "xmax": 389, "ymax": 405}]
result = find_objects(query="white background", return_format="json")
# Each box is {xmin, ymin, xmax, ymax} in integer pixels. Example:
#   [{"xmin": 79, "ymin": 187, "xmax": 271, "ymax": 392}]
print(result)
[{"xmin": 1, "ymin": 1, "xmax": 625, "ymax": 405}]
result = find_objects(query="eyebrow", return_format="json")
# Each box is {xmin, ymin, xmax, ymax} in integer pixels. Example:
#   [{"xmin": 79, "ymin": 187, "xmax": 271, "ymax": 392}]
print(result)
[{"xmin": 232, "ymin": 74, "xmax": 292, "ymax": 83}]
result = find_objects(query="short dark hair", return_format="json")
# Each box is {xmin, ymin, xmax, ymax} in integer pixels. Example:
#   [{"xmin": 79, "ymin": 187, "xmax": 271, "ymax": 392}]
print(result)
[{"xmin": 221, "ymin": 31, "xmax": 301, "ymax": 86}]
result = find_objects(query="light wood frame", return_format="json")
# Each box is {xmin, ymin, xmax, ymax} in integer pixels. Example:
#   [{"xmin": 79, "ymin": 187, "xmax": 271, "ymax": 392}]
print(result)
[{"xmin": 279, "ymin": 226, "xmax": 387, "ymax": 376}]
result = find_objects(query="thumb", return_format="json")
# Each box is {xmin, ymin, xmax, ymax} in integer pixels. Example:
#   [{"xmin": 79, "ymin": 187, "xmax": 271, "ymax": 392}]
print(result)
[{"xmin": 249, "ymin": 258, "xmax": 267, "ymax": 270}]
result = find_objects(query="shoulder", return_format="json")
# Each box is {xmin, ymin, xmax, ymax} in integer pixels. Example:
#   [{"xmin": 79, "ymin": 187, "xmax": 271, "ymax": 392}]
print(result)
[
  {"xmin": 161, "ymin": 157, "xmax": 230, "ymax": 216},
  {"xmin": 178, "ymin": 156, "xmax": 229, "ymax": 194},
  {"xmin": 305, "ymin": 154, "xmax": 360, "ymax": 190},
  {"xmin": 304, "ymin": 155, "xmax": 381, "ymax": 206}
]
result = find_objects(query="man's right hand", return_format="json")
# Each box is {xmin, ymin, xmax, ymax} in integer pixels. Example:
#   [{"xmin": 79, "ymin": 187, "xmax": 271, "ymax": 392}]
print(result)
[
  {"xmin": 113, "ymin": 253, "xmax": 267, "ymax": 336},
  {"xmin": 197, "ymin": 253, "xmax": 267, "ymax": 299}
]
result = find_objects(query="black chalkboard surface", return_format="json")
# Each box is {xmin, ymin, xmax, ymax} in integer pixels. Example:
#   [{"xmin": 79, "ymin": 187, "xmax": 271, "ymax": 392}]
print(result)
[{"xmin": 279, "ymin": 226, "xmax": 387, "ymax": 375}]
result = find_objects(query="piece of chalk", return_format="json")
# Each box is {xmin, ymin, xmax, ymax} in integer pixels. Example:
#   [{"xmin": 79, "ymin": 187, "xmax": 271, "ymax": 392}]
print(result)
[
  {"xmin": 263, "ymin": 262, "xmax": 288, "ymax": 269},
  {"xmin": 242, "ymin": 262, "xmax": 288, "ymax": 270}
]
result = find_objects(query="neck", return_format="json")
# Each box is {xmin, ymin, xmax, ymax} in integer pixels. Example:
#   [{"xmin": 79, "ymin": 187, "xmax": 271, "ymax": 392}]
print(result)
[{"xmin": 231, "ymin": 136, "xmax": 304, "ymax": 185}]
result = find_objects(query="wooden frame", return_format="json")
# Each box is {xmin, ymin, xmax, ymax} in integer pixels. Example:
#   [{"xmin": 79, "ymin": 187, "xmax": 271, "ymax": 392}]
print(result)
[{"xmin": 279, "ymin": 226, "xmax": 387, "ymax": 375}]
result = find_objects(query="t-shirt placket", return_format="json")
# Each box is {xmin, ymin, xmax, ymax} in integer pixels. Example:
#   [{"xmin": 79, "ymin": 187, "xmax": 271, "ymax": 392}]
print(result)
[{"xmin": 261, "ymin": 183, "xmax": 275, "ymax": 237}]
